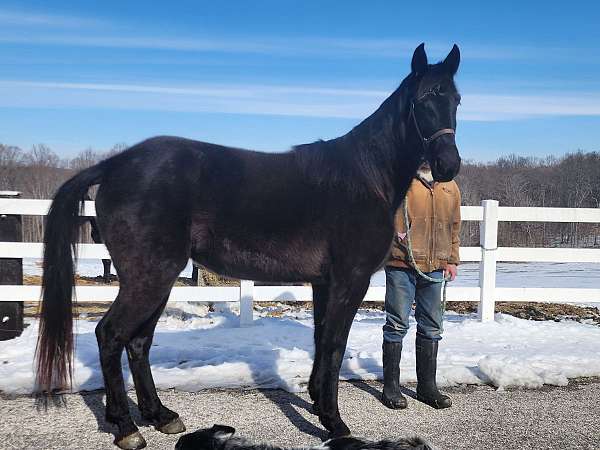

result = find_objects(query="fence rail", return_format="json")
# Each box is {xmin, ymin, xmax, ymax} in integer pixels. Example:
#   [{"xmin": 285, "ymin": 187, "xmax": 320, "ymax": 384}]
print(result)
[{"xmin": 1, "ymin": 199, "xmax": 600, "ymax": 324}]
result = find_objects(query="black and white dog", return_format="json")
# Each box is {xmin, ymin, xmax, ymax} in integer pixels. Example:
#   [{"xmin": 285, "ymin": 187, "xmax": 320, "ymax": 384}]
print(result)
[{"xmin": 175, "ymin": 425, "xmax": 434, "ymax": 450}]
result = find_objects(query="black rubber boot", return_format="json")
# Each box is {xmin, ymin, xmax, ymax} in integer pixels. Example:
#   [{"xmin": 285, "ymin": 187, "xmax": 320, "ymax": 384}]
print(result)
[
  {"xmin": 415, "ymin": 336, "xmax": 452, "ymax": 409},
  {"xmin": 381, "ymin": 341, "xmax": 408, "ymax": 409}
]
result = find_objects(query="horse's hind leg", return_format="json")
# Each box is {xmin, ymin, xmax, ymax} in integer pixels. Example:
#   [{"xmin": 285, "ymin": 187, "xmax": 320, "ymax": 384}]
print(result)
[
  {"xmin": 96, "ymin": 289, "xmax": 151, "ymax": 449},
  {"xmin": 95, "ymin": 244, "xmax": 189, "ymax": 448},
  {"xmin": 96, "ymin": 269, "xmax": 186, "ymax": 448},
  {"xmin": 126, "ymin": 298, "xmax": 185, "ymax": 434}
]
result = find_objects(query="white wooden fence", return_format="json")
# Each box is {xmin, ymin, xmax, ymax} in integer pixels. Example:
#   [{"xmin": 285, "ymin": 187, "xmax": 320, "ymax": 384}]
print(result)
[{"xmin": 1, "ymin": 197, "xmax": 599, "ymax": 325}]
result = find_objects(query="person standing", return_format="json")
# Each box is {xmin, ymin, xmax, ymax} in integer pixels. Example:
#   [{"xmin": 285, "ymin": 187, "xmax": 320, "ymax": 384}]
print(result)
[{"xmin": 381, "ymin": 162, "xmax": 461, "ymax": 410}]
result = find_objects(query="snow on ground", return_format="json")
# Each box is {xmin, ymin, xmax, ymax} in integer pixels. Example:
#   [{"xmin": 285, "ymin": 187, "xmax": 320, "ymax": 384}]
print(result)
[
  {"xmin": 2, "ymin": 306, "xmax": 600, "ymax": 395},
  {"xmin": 11, "ymin": 258, "xmax": 598, "ymax": 395}
]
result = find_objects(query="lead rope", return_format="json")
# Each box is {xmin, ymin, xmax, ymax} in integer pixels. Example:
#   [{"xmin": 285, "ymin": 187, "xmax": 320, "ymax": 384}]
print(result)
[{"xmin": 402, "ymin": 200, "xmax": 451, "ymax": 332}]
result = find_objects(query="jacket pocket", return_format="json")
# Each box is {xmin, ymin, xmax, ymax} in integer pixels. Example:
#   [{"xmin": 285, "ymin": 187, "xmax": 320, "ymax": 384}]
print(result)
[
  {"xmin": 435, "ymin": 219, "xmax": 452, "ymax": 261},
  {"xmin": 407, "ymin": 216, "xmax": 428, "ymax": 261}
]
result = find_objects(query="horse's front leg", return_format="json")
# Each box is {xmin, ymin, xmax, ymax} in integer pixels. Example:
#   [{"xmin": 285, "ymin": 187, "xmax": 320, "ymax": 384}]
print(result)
[
  {"xmin": 308, "ymin": 283, "xmax": 328, "ymax": 413},
  {"xmin": 315, "ymin": 274, "xmax": 371, "ymax": 438}
]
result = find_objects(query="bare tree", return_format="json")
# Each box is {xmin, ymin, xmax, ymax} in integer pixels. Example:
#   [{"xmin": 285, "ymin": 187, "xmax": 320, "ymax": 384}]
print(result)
[
  {"xmin": 70, "ymin": 147, "xmax": 104, "ymax": 171},
  {"xmin": 0, "ymin": 144, "xmax": 24, "ymax": 190}
]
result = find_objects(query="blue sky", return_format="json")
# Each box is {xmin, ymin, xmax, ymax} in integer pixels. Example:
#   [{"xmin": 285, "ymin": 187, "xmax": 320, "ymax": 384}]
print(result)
[{"xmin": 1, "ymin": 1, "xmax": 599, "ymax": 161}]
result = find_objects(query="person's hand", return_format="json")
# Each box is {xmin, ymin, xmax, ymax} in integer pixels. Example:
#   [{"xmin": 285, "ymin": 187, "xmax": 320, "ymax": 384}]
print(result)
[{"xmin": 444, "ymin": 264, "xmax": 458, "ymax": 281}]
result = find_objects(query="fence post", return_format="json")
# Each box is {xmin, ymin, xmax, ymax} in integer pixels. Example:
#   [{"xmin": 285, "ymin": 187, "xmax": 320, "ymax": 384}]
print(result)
[
  {"xmin": 0, "ymin": 191, "xmax": 24, "ymax": 340},
  {"xmin": 191, "ymin": 263, "xmax": 203, "ymax": 286},
  {"xmin": 239, "ymin": 279, "xmax": 254, "ymax": 327},
  {"xmin": 478, "ymin": 199, "xmax": 498, "ymax": 322}
]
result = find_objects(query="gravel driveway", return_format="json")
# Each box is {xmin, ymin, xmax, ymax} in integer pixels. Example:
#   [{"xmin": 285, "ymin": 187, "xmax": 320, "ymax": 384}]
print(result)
[{"xmin": 1, "ymin": 379, "xmax": 598, "ymax": 449}]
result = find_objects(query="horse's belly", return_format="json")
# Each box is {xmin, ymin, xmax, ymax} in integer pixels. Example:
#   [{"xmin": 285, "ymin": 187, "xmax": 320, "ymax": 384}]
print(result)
[{"xmin": 192, "ymin": 234, "xmax": 328, "ymax": 283}]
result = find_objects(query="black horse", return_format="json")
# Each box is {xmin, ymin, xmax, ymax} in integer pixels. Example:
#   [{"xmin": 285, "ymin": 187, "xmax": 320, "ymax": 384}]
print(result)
[{"xmin": 36, "ymin": 43, "xmax": 461, "ymax": 449}]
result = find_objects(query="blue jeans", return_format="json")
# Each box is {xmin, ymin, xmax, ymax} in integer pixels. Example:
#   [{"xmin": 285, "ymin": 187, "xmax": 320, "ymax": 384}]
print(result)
[{"xmin": 383, "ymin": 266, "xmax": 444, "ymax": 343}]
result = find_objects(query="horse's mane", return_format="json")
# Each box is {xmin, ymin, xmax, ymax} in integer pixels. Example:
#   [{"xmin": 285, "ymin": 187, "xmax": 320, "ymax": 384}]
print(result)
[{"xmin": 292, "ymin": 73, "xmax": 418, "ymax": 205}]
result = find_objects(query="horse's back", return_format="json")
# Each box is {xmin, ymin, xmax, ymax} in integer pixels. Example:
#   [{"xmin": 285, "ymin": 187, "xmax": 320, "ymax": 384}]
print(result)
[
  {"xmin": 94, "ymin": 136, "xmax": 331, "ymax": 282},
  {"xmin": 95, "ymin": 135, "xmax": 300, "ymax": 213}
]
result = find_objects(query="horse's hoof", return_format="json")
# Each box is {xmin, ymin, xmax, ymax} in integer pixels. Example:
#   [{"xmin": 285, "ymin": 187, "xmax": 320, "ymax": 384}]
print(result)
[
  {"xmin": 156, "ymin": 417, "xmax": 186, "ymax": 434},
  {"xmin": 115, "ymin": 431, "xmax": 147, "ymax": 450}
]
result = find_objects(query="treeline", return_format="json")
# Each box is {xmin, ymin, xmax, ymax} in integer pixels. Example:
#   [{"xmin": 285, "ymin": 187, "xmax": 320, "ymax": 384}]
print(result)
[
  {"xmin": 1, "ymin": 142, "xmax": 599, "ymax": 248},
  {"xmin": 0, "ymin": 143, "xmax": 126, "ymax": 242},
  {"xmin": 456, "ymin": 152, "xmax": 600, "ymax": 248}
]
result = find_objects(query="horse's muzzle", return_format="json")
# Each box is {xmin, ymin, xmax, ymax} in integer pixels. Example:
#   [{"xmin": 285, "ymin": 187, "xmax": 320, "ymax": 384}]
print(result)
[{"xmin": 430, "ymin": 143, "xmax": 461, "ymax": 182}]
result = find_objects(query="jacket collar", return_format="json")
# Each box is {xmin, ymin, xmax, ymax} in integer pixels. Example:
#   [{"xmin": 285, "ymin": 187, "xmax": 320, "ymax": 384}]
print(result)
[{"xmin": 416, "ymin": 170, "xmax": 435, "ymax": 189}]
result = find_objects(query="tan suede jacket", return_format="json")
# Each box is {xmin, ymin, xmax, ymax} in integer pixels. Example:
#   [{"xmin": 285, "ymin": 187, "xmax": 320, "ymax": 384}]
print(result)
[{"xmin": 388, "ymin": 177, "xmax": 461, "ymax": 272}]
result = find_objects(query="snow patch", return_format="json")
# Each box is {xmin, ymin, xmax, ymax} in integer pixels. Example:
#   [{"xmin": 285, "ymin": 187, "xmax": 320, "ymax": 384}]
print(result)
[
  {"xmin": 1, "ymin": 309, "xmax": 599, "ymax": 395},
  {"xmin": 478, "ymin": 355, "xmax": 568, "ymax": 390}
]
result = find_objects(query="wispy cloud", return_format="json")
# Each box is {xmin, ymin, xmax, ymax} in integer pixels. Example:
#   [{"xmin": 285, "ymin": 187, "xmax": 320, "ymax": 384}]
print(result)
[
  {"xmin": 0, "ymin": 9, "xmax": 105, "ymax": 28},
  {"xmin": 2, "ymin": 80, "xmax": 385, "ymax": 99},
  {"xmin": 0, "ymin": 80, "xmax": 380, "ymax": 119},
  {"xmin": 0, "ymin": 6, "xmax": 596, "ymax": 63},
  {"xmin": 460, "ymin": 94, "xmax": 600, "ymax": 121},
  {"xmin": 0, "ymin": 31, "xmax": 592, "ymax": 62},
  {"xmin": 0, "ymin": 33, "xmax": 410, "ymax": 57},
  {"xmin": 2, "ymin": 79, "xmax": 600, "ymax": 121}
]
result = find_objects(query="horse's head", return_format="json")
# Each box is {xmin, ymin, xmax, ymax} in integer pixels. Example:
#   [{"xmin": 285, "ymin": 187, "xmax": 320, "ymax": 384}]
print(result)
[{"xmin": 408, "ymin": 43, "xmax": 462, "ymax": 182}]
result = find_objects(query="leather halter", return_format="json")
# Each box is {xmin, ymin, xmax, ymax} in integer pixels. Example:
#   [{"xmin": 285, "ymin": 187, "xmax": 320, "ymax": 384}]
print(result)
[{"xmin": 409, "ymin": 100, "xmax": 455, "ymax": 148}]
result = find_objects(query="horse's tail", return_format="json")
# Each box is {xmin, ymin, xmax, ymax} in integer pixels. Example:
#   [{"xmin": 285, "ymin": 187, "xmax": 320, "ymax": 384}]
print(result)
[{"xmin": 35, "ymin": 161, "xmax": 108, "ymax": 393}]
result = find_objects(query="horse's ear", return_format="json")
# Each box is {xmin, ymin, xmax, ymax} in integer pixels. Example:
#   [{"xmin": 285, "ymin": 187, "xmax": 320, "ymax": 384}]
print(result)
[
  {"xmin": 443, "ymin": 44, "xmax": 460, "ymax": 75},
  {"xmin": 411, "ymin": 43, "xmax": 428, "ymax": 75}
]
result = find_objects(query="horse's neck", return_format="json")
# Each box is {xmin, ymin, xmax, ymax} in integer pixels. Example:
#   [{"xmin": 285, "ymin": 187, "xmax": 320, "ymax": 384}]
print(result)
[
  {"xmin": 294, "ymin": 85, "xmax": 420, "ymax": 208},
  {"xmin": 390, "ymin": 145, "xmax": 422, "ymax": 210},
  {"xmin": 342, "ymin": 119, "xmax": 421, "ymax": 210},
  {"xmin": 339, "ymin": 82, "xmax": 421, "ymax": 208}
]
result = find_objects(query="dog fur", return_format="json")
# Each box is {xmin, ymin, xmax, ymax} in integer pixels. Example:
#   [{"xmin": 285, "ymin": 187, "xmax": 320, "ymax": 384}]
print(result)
[{"xmin": 175, "ymin": 425, "xmax": 434, "ymax": 450}]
